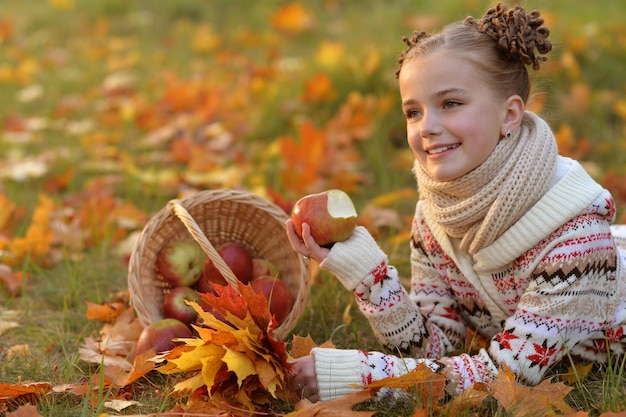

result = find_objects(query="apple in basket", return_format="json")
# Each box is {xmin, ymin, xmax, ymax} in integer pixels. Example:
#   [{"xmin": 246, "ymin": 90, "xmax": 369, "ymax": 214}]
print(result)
[
  {"xmin": 291, "ymin": 189, "xmax": 358, "ymax": 246},
  {"xmin": 197, "ymin": 242, "xmax": 253, "ymax": 291},
  {"xmin": 252, "ymin": 257, "xmax": 280, "ymax": 279},
  {"xmin": 135, "ymin": 318, "xmax": 193, "ymax": 356},
  {"xmin": 162, "ymin": 286, "xmax": 201, "ymax": 325},
  {"xmin": 156, "ymin": 239, "xmax": 206, "ymax": 288},
  {"xmin": 250, "ymin": 275, "xmax": 294, "ymax": 324}
]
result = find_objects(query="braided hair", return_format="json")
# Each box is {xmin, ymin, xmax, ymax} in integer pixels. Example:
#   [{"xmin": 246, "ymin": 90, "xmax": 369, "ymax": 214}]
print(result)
[{"xmin": 396, "ymin": 2, "xmax": 552, "ymax": 103}]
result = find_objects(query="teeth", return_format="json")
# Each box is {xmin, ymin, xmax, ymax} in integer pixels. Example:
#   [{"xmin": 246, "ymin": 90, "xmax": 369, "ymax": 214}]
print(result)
[{"xmin": 428, "ymin": 144, "xmax": 459, "ymax": 154}]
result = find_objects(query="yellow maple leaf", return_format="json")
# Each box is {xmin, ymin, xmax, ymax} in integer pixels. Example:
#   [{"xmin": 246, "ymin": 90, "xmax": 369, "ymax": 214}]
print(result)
[
  {"xmin": 255, "ymin": 358, "xmax": 279, "ymax": 395},
  {"xmin": 223, "ymin": 347, "xmax": 257, "ymax": 387},
  {"xmin": 174, "ymin": 373, "xmax": 205, "ymax": 394},
  {"xmin": 170, "ymin": 344, "xmax": 225, "ymax": 374},
  {"xmin": 3, "ymin": 193, "xmax": 54, "ymax": 266}
]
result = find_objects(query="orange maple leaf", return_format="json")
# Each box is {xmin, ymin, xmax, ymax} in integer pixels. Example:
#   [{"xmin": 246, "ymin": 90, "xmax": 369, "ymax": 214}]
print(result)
[
  {"xmin": 288, "ymin": 390, "xmax": 376, "ymax": 417},
  {"xmin": 0, "ymin": 382, "xmax": 51, "ymax": 405},
  {"xmin": 290, "ymin": 334, "xmax": 336, "ymax": 359},
  {"xmin": 278, "ymin": 121, "xmax": 327, "ymax": 194},
  {"xmin": 491, "ymin": 365, "xmax": 574, "ymax": 417},
  {"xmin": 367, "ymin": 363, "xmax": 447, "ymax": 407},
  {"xmin": 5, "ymin": 403, "xmax": 44, "ymax": 417},
  {"xmin": 301, "ymin": 72, "xmax": 336, "ymax": 104},
  {"xmin": 271, "ymin": 3, "xmax": 313, "ymax": 33}
]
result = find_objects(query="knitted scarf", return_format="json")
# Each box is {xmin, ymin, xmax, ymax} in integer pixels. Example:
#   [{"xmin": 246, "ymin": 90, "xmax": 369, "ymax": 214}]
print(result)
[{"xmin": 415, "ymin": 112, "xmax": 558, "ymax": 255}]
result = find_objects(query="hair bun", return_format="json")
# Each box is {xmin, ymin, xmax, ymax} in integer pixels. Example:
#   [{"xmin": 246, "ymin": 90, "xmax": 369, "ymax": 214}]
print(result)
[{"xmin": 471, "ymin": 2, "xmax": 552, "ymax": 70}]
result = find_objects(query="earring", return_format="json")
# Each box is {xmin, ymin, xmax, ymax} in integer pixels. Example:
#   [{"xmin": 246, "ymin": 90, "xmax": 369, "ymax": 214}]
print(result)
[{"xmin": 505, "ymin": 129, "xmax": 512, "ymax": 139}]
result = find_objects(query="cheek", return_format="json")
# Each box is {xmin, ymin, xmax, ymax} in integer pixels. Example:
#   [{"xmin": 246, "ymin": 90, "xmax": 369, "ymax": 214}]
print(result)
[{"xmin": 406, "ymin": 125, "xmax": 421, "ymax": 152}]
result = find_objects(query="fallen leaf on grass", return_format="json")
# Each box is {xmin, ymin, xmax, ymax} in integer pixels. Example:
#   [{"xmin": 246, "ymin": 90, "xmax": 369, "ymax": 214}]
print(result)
[
  {"xmin": 103, "ymin": 399, "xmax": 139, "ymax": 412},
  {"xmin": 0, "ymin": 264, "xmax": 27, "ymax": 297},
  {"xmin": 6, "ymin": 344, "xmax": 31, "ymax": 360},
  {"xmin": 271, "ymin": 2, "xmax": 313, "ymax": 33},
  {"xmin": 80, "ymin": 306, "xmax": 144, "ymax": 370},
  {"xmin": 6, "ymin": 403, "xmax": 43, "ymax": 417},
  {"xmin": 0, "ymin": 308, "xmax": 21, "ymax": 335},
  {"xmin": 288, "ymin": 390, "xmax": 377, "ymax": 417},
  {"xmin": 0, "ymin": 383, "xmax": 51, "ymax": 406},
  {"xmin": 444, "ymin": 382, "xmax": 491, "ymax": 413},
  {"xmin": 367, "ymin": 363, "xmax": 446, "ymax": 406},
  {"xmin": 491, "ymin": 365, "xmax": 574, "ymax": 417}
]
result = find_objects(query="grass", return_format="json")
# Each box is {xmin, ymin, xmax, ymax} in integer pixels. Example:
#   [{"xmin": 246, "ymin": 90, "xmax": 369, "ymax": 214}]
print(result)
[{"xmin": 1, "ymin": 0, "xmax": 626, "ymax": 416}]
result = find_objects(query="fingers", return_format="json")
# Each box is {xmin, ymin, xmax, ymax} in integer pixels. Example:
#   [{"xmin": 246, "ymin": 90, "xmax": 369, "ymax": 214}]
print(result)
[
  {"xmin": 289, "ymin": 356, "xmax": 320, "ymax": 403},
  {"xmin": 285, "ymin": 220, "xmax": 330, "ymax": 263},
  {"xmin": 290, "ymin": 377, "xmax": 320, "ymax": 403},
  {"xmin": 286, "ymin": 219, "xmax": 307, "ymax": 254}
]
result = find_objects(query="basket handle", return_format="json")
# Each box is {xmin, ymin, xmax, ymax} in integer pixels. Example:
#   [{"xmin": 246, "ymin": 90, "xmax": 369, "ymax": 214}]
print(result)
[{"xmin": 167, "ymin": 199, "xmax": 241, "ymax": 291}]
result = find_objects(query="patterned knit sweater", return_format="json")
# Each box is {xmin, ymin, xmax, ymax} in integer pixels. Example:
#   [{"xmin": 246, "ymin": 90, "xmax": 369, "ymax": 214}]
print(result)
[{"xmin": 311, "ymin": 156, "xmax": 626, "ymax": 401}]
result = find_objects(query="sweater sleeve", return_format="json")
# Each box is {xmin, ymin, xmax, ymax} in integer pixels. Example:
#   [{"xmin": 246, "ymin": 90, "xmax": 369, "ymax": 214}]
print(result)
[
  {"xmin": 319, "ymin": 226, "xmax": 466, "ymax": 356},
  {"xmin": 311, "ymin": 346, "xmax": 499, "ymax": 401}
]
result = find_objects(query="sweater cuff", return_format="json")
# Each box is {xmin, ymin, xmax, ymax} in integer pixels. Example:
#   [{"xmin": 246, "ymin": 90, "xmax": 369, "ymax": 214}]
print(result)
[
  {"xmin": 311, "ymin": 348, "xmax": 364, "ymax": 401},
  {"xmin": 319, "ymin": 226, "xmax": 387, "ymax": 292}
]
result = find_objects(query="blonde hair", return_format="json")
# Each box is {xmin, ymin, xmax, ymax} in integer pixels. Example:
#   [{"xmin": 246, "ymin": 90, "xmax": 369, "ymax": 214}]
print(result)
[{"xmin": 396, "ymin": 3, "xmax": 552, "ymax": 103}]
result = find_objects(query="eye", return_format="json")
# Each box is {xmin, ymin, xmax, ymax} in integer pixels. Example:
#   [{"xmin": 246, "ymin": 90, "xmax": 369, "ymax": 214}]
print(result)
[
  {"xmin": 404, "ymin": 109, "xmax": 422, "ymax": 120},
  {"xmin": 443, "ymin": 100, "xmax": 461, "ymax": 109}
]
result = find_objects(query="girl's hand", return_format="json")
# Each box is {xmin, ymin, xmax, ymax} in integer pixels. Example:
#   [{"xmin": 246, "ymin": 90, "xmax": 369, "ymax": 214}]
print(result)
[
  {"xmin": 289, "ymin": 355, "xmax": 319, "ymax": 403},
  {"xmin": 285, "ymin": 219, "xmax": 330, "ymax": 263}
]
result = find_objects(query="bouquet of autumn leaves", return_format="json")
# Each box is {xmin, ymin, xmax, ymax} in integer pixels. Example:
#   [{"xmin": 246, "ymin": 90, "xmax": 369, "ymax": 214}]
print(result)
[{"xmin": 153, "ymin": 281, "xmax": 296, "ymax": 412}]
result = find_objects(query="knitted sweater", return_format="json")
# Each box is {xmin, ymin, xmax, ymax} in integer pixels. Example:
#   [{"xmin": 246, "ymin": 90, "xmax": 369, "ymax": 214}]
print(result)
[{"xmin": 312, "ymin": 156, "xmax": 626, "ymax": 401}]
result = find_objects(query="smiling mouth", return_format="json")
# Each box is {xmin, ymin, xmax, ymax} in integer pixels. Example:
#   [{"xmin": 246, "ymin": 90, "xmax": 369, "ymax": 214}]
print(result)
[{"xmin": 427, "ymin": 144, "xmax": 460, "ymax": 154}]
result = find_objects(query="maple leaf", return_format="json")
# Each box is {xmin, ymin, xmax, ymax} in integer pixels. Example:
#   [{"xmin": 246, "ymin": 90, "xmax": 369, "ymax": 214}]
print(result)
[
  {"xmin": 84, "ymin": 299, "xmax": 125, "ymax": 322},
  {"xmin": 0, "ymin": 264, "xmax": 23, "ymax": 297},
  {"xmin": 271, "ymin": 3, "xmax": 313, "ymax": 33},
  {"xmin": 0, "ymin": 382, "xmax": 51, "ymax": 406},
  {"xmin": 156, "ymin": 281, "xmax": 293, "ymax": 412},
  {"xmin": 278, "ymin": 121, "xmax": 327, "ymax": 194},
  {"xmin": 6, "ymin": 403, "xmax": 44, "ymax": 417},
  {"xmin": 2, "ymin": 194, "xmax": 54, "ymax": 267},
  {"xmin": 444, "ymin": 382, "xmax": 491, "ymax": 414},
  {"xmin": 491, "ymin": 365, "xmax": 574, "ymax": 417},
  {"xmin": 367, "ymin": 363, "xmax": 447, "ymax": 407},
  {"xmin": 287, "ymin": 390, "xmax": 377, "ymax": 417},
  {"xmin": 301, "ymin": 72, "xmax": 336, "ymax": 104},
  {"xmin": 290, "ymin": 334, "xmax": 336, "ymax": 359}
]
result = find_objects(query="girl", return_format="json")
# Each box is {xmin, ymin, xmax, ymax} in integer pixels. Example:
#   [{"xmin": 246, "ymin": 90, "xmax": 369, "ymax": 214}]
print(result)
[{"xmin": 286, "ymin": 2, "xmax": 626, "ymax": 403}]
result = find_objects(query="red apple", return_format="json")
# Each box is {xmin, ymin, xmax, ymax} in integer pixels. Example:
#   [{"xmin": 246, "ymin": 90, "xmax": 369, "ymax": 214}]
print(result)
[
  {"xmin": 135, "ymin": 318, "xmax": 193, "ymax": 356},
  {"xmin": 250, "ymin": 275, "xmax": 294, "ymax": 324},
  {"xmin": 200, "ymin": 241, "xmax": 253, "ymax": 287},
  {"xmin": 251, "ymin": 257, "xmax": 280, "ymax": 279},
  {"xmin": 291, "ymin": 189, "xmax": 358, "ymax": 246},
  {"xmin": 162, "ymin": 286, "xmax": 201, "ymax": 325},
  {"xmin": 156, "ymin": 239, "xmax": 206, "ymax": 288}
]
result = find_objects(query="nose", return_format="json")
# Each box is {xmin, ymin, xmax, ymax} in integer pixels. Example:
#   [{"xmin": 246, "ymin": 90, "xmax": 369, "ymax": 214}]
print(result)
[{"xmin": 419, "ymin": 112, "xmax": 439, "ymax": 138}]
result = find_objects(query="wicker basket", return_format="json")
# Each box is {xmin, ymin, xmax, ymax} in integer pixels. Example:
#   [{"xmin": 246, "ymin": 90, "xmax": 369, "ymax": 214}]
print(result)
[{"xmin": 128, "ymin": 189, "xmax": 310, "ymax": 340}]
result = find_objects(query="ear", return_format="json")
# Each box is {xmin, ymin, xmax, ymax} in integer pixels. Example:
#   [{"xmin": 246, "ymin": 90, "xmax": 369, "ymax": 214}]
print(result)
[{"xmin": 501, "ymin": 95, "xmax": 525, "ymax": 137}]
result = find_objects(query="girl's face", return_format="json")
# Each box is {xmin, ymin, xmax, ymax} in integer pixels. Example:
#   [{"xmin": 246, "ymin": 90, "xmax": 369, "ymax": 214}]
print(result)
[{"xmin": 399, "ymin": 52, "xmax": 509, "ymax": 181}]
